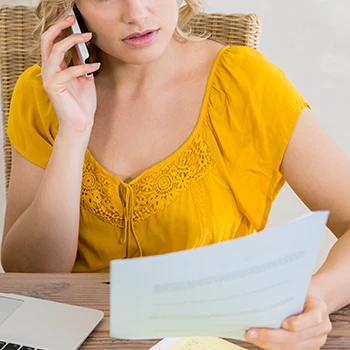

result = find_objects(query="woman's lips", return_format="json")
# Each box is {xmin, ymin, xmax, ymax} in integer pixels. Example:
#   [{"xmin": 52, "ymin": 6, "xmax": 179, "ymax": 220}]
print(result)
[{"xmin": 122, "ymin": 29, "xmax": 159, "ymax": 48}]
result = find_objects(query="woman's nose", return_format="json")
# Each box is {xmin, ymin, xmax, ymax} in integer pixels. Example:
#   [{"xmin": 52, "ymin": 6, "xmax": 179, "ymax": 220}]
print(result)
[{"xmin": 121, "ymin": 0, "xmax": 148, "ymax": 26}]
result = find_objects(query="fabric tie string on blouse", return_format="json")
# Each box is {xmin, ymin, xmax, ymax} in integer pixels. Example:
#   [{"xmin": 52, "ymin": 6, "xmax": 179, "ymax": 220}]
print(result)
[{"xmin": 118, "ymin": 182, "xmax": 143, "ymax": 258}]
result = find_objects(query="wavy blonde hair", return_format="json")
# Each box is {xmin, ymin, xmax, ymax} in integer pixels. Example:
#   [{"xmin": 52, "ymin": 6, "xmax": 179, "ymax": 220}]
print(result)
[{"xmin": 32, "ymin": 0, "xmax": 205, "ymax": 66}]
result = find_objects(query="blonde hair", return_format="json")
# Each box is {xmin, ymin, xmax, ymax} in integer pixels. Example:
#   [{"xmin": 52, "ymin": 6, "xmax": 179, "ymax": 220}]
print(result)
[{"xmin": 32, "ymin": 0, "xmax": 205, "ymax": 66}]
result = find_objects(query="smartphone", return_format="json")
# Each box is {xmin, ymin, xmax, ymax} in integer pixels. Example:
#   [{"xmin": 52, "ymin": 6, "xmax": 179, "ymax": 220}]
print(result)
[{"xmin": 68, "ymin": 8, "xmax": 90, "ymax": 65}]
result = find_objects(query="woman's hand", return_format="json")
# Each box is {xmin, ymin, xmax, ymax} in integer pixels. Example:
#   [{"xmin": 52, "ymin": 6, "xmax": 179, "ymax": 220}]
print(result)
[
  {"xmin": 41, "ymin": 14, "xmax": 101, "ymax": 134},
  {"xmin": 244, "ymin": 290, "xmax": 332, "ymax": 349}
]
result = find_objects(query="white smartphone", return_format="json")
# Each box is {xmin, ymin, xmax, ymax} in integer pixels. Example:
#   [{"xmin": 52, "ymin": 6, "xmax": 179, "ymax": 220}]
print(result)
[{"xmin": 68, "ymin": 8, "xmax": 90, "ymax": 65}]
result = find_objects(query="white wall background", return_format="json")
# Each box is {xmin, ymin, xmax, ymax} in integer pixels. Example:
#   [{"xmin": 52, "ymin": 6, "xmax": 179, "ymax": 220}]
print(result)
[{"xmin": 1, "ymin": 0, "xmax": 348, "ymax": 271}]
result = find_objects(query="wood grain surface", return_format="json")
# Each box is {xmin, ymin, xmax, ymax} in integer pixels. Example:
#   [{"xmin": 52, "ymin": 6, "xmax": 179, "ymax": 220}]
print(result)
[{"xmin": 0, "ymin": 273, "xmax": 349, "ymax": 349}]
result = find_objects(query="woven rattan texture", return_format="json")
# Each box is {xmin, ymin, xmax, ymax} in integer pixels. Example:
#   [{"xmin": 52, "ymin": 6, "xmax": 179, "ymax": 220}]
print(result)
[{"xmin": 0, "ymin": 5, "xmax": 261, "ymax": 192}]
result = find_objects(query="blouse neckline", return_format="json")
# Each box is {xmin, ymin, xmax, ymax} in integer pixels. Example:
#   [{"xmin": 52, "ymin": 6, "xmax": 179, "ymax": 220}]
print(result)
[{"xmin": 86, "ymin": 45, "xmax": 230, "ymax": 186}]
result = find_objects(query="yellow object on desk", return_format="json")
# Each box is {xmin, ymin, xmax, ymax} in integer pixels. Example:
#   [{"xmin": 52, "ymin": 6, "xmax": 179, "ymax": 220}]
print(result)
[
  {"xmin": 151, "ymin": 337, "xmax": 247, "ymax": 350},
  {"xmin": 171, "ymin": 337, "xmax": 246, "ymax": 349}
]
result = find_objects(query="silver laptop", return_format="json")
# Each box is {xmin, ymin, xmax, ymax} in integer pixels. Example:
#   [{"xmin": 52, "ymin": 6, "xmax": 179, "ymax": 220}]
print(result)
[{"xmin": 0, "ymin": 293, "xmax": 104, "ymax": 350}]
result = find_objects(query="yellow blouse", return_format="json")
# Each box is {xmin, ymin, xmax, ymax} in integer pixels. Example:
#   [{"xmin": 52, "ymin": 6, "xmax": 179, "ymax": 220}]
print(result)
[{"xmin": 7, "ymin": 46, "xmax": 309, "ymax": 272}]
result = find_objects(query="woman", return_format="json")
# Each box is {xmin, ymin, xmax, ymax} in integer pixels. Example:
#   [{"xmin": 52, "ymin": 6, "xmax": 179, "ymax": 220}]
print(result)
[{"xmin": 2, "ymin": 0, "xmax": 350, "ymax": 348}]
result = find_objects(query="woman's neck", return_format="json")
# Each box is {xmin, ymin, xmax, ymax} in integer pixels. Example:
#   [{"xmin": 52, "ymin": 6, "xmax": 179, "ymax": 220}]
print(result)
[{"xmin": 95, "ymin": 38, "xmax": 186, "ymax": 92}]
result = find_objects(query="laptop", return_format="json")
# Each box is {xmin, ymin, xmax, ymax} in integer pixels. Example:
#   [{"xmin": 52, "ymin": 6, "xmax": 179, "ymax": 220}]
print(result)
[{"xmin": 0, "ymin": 293, "xmax": 104, "ymax": 350}]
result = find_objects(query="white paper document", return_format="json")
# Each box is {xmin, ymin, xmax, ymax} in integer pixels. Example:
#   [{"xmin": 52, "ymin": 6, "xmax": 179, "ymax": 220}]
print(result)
[{"xmin": 110, "ymin": 211, "xmax": 329, "ymax": 341}]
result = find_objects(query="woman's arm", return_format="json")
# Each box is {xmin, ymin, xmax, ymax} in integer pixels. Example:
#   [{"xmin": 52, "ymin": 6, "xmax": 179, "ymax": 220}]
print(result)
[
  {"xmin": 245, "ymin": 107, "xmax": 350, "ymax": 349},
  {"xmin": 281, "ymin": 108, "xmax": 350, "ymax": 240},
  {"xmin": 1, "ymin": 14, "xmax": 100, "ymax": 273},
  {"xmin": 1, "ymin": 130, "xmax": 90, "ymax": 273},
  {"xmin": 280, "ymin": 107, "xmax": 350, "ymax": 313}
]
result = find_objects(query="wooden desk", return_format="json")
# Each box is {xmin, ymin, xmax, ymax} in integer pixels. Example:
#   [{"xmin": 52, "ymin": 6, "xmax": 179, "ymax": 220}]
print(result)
[{"xmin": 0, "ymin": 273, "xmax": 349, "ymax": 349}]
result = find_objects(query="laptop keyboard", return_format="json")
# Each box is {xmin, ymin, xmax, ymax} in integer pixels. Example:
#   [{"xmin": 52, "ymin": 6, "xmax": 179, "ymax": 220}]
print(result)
[{"xmin": 0, "ymin": 341, "xmax": 47, "ymax": 350}]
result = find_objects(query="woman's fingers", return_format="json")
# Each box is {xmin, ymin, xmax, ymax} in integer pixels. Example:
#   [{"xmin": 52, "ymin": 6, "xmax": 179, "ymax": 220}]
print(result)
[
  {"xmin": 70, "ymin": 45, "xmax": 80, "ymax": 67},
  {"xmin": 245, "ymin": 326, "xmax": 329, "ymax": 349},
  {"xmin": 253, "ymin": 335, "xmax": 328, "ymax": 350},
  {"xmin": 41, "ymin": 13, "xmax": 96, "ymax": 84},
  {"xmin": 283, "ymin": 296, "xmax": 328, "ymax": 332},
  {"xmin": 46, "ymin": 32, "xmax": 92, "ymax": 74},
  {"xmin": 47, "ymin": 63, "xmax": 101, "ymax": 93},
  {"xmin": 39, "ymin": 14, "xmax": 98, "ymax": 133},
  {"xmin": 244, "ymin": 295, "xmax": 332, "ymax": 350},
  {"xmin": 41, "ymin": 15, "xmax": 75, "ymax": 66}
]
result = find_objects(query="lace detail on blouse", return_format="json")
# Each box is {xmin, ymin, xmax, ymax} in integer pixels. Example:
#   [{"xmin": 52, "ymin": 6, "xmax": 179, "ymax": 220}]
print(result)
[{"xmin": 80, "ymin": 132, "xmax": 216, "ymax": 227}]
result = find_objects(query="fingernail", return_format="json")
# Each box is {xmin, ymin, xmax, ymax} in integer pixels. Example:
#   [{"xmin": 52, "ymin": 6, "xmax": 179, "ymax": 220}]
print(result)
[
  {"xmin": 66, "ymin": 15, "xmax": 74, "ymax": 21},
  {"xmin": 247, "ymin": 330, "xmax": 258, "ymax": 339},
  {"xmin": 82, "ymin": 32, "xmax": 92, "ymax": 37},
  {"xmin": 282, "ymin": 321, "xmax": 289, "ymax": 329},
  {"xmin": 91, "ymin": 63, "xmax": 101, "ymax": 68}
]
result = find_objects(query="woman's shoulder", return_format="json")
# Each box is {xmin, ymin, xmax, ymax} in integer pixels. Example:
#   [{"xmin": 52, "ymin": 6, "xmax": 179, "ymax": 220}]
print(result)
[
  {"xmin": 10, "ymin": 62, "xmax": 56, "ymax": 128},
  {"xmin": 218, "ymin": 45, "xmax": 278, "ymax": 79},
  {"xmin": 190, "ymin": 40, "xmax": 269, "ymax": 65},
  {"xmin": 17, "ymin": 63, "xmax": 42, "ymax": 84},
  {"xmin": 14, "ymin": 64, "xmax": 44, "ymax": 96},
  {"xmin": 221, "ymin": 45, "xmax": 266, "ymax": 59},
  {"xmin": 12, "ymin": 64, "xmax": 53, "ymax": 115},
  {"xmin": 186, "ymin": 40, "xmax": 281, "ymax": 85},
  {"xmin": 178, "ymin": 39, "xmax": 225, "ymax": 76},
  {"xmin": 7, "ymin": 62, "xmax": 58, "ymax": 169}
]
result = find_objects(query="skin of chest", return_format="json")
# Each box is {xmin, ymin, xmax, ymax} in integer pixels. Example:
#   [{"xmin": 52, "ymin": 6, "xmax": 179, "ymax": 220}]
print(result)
[
  {"xmin": 88, "ymin": 81, "xmax": 203, "ymax": 181},
  {"xmin": 88, "ymin": 42, "xmax": 224, "ymax": 182}
]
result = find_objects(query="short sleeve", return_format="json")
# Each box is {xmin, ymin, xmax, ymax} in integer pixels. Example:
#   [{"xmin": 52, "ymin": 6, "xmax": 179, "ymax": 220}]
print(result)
[
  {"xmin": 7, "ymin": 64, "xmax": 58, "ymax": 168},
  {"xmin": 205, "ymin": 46, "xmax": 310, "ymax": 232}
]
